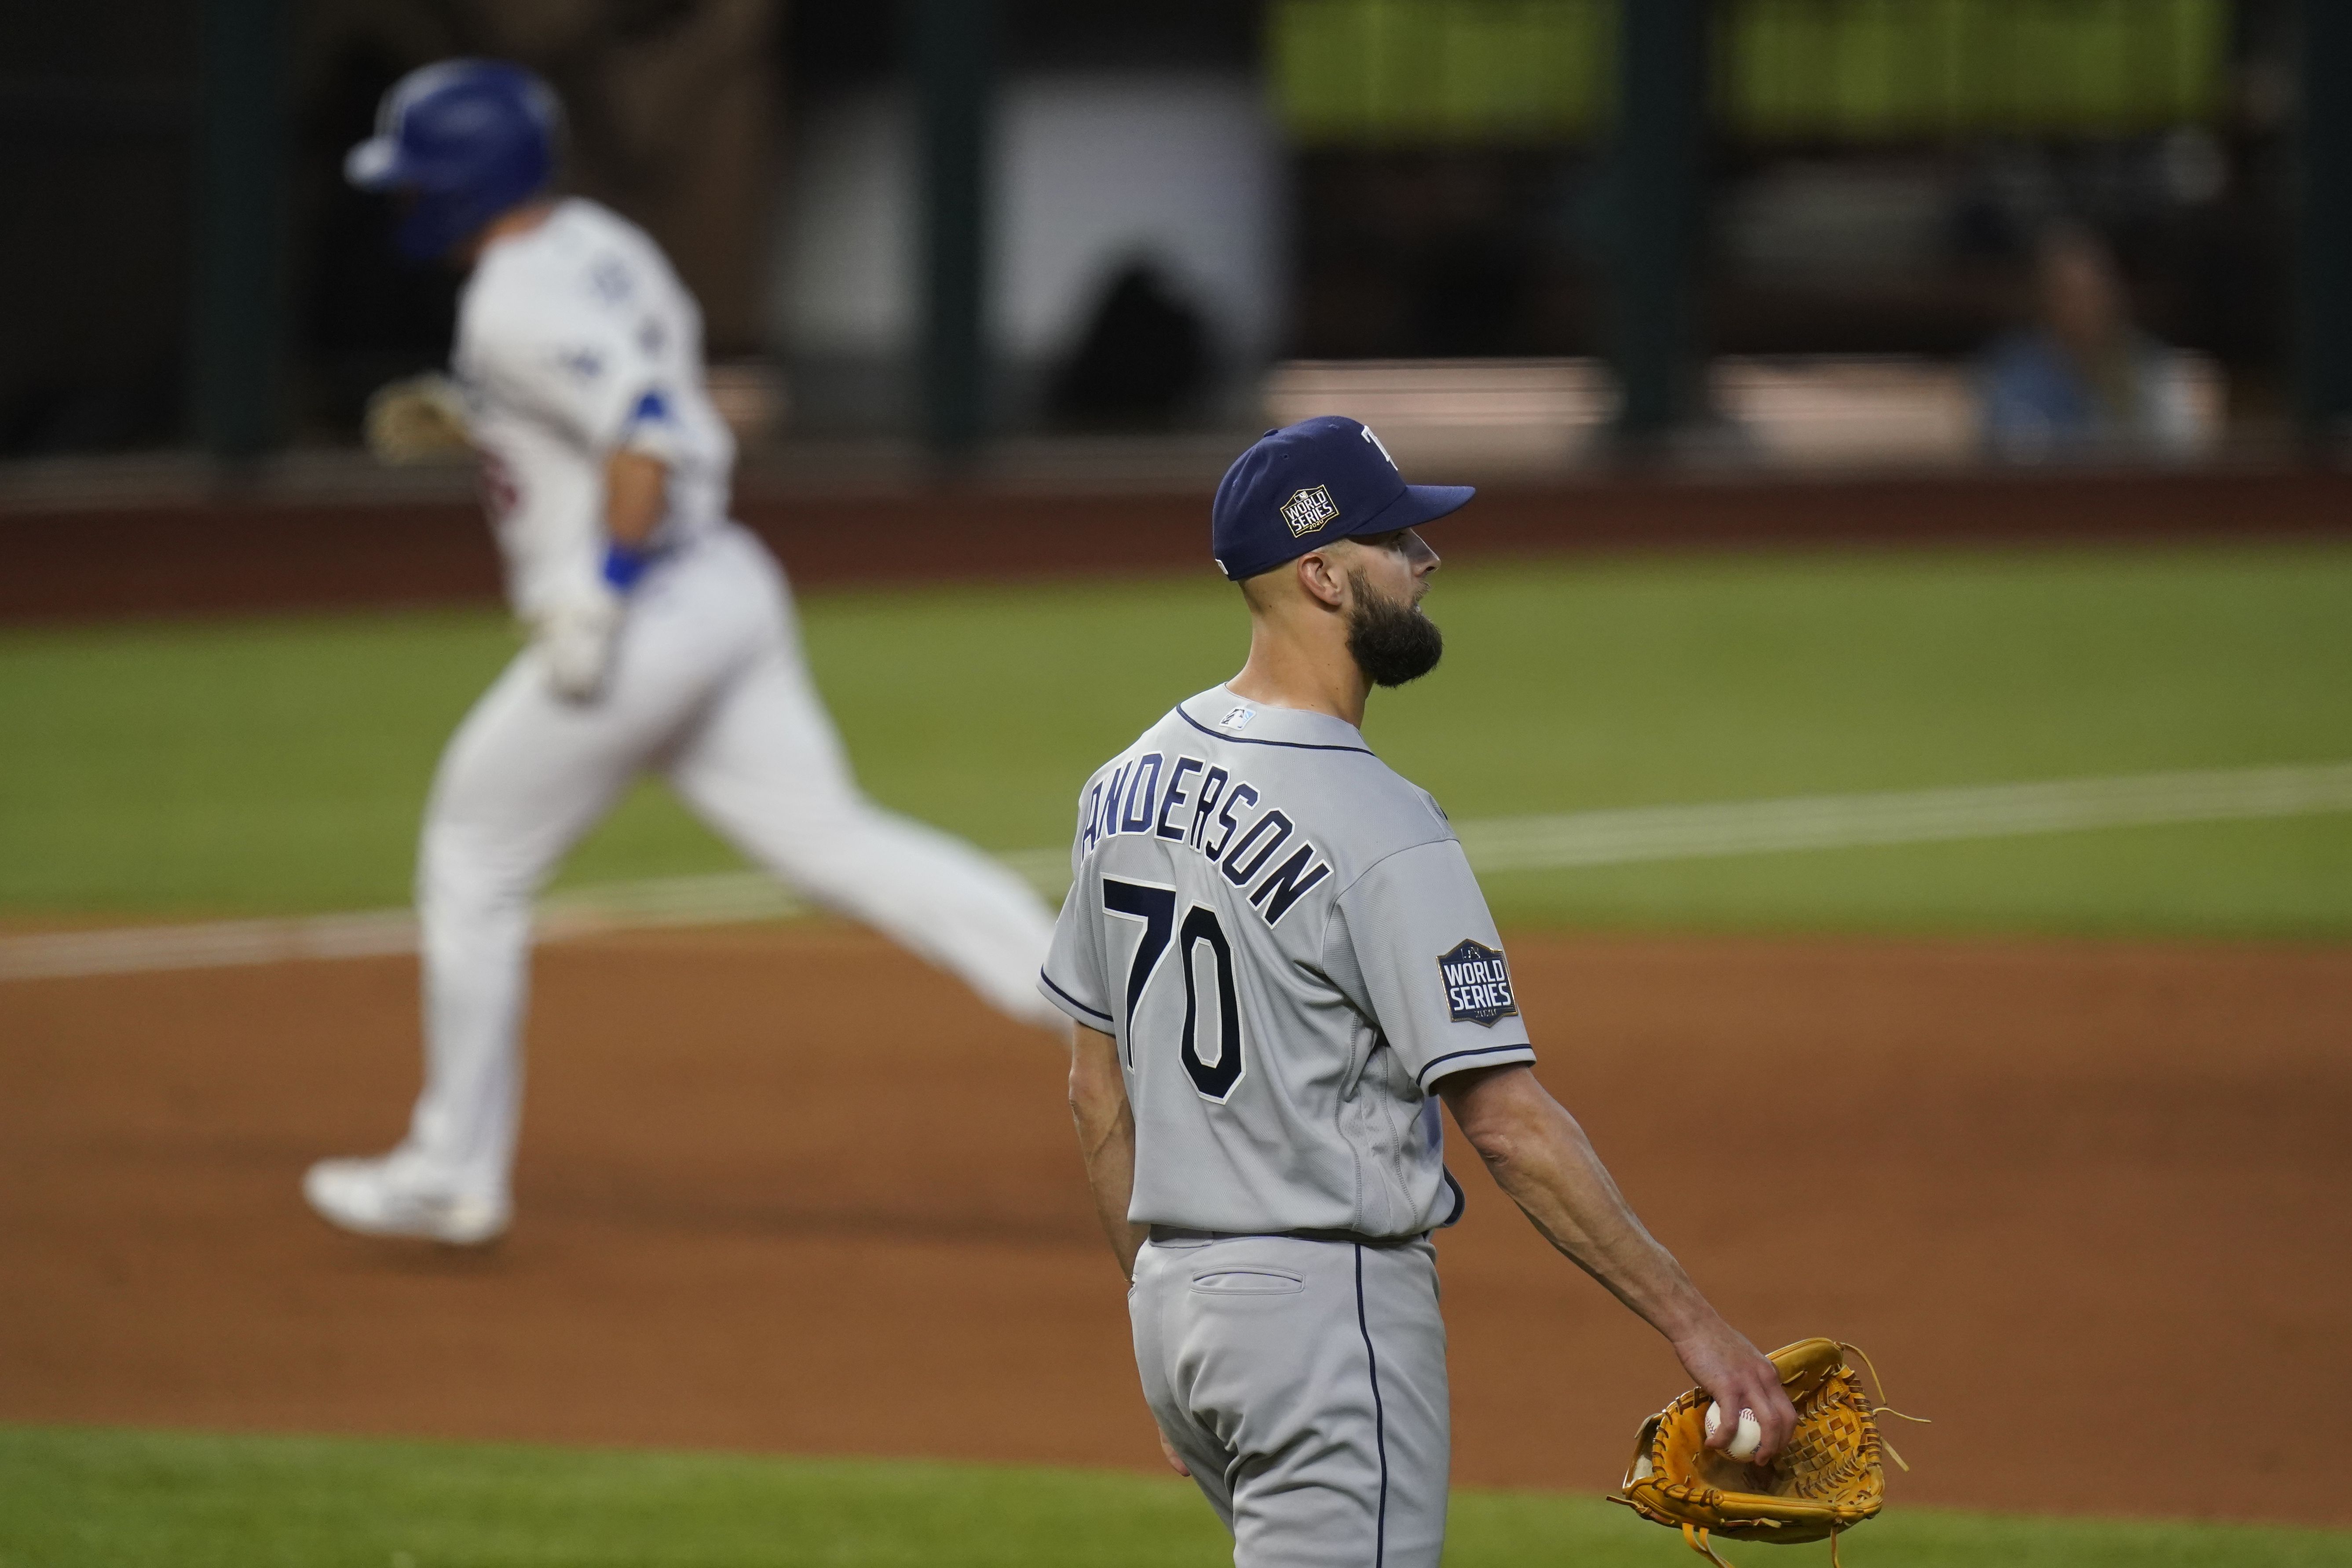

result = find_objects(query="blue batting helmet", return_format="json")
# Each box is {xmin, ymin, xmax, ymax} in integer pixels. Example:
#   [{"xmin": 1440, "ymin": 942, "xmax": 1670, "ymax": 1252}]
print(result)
[{"xmin": 345, "ymin": 60, "xmax": 562, "ymax": 261}]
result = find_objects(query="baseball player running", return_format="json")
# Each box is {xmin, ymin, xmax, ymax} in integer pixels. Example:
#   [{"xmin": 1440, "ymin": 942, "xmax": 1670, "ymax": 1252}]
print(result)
[
  {"xmin": 304, "ymin": 60, "xmax": 1063, "ymax": 1246},
  {"xmin": 1041, "ymin": 417, "xmax": 1796, "ymax": 1566}
]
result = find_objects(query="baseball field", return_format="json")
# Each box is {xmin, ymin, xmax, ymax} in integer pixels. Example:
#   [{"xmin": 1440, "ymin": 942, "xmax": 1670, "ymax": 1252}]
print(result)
[{"xmin": 5, "ymin": 537, "xmax": 2351, "ymax": 1564}]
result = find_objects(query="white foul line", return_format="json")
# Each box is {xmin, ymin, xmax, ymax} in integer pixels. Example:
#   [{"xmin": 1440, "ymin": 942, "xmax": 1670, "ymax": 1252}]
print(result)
[
  {"xmin": 1452, "ymin": 760, "xmax": 2352, "ymax": 871},
  {"xmin": 4, "ymin": 760, "xmax": 2348, "ymax": 983}
]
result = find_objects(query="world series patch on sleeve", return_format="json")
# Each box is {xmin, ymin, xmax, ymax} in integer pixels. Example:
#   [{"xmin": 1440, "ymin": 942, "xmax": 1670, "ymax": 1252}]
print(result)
[{"xmin": 1438, "ymin": 939, "xmax": 1517, "ymax": 1025}]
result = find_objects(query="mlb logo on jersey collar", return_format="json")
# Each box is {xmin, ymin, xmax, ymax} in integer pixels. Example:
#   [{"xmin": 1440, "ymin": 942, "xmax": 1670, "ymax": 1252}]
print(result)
[
  {"xmin": 1211, "ymin": 415, "xmax": 1475, "ymax": 582},
  {"xmin": 1217, "ymin": 705, "xmax": 1257, "ymax": 731}
]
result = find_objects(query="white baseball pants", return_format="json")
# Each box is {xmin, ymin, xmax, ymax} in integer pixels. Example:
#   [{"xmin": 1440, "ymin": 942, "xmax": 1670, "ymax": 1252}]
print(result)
[{"xmin": 402, "ymin": 523, "xmax": 1062, "ymax": 1201}]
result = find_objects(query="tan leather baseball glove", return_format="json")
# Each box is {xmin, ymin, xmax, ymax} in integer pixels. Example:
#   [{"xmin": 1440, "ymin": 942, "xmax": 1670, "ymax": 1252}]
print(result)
[
  {"xmin": 1612, "ymin": 1338, "xmax": 1920, "ymax": 1568},
  {"xmin": 363, "ymin": 373, "xmax": 472, "ymax": 464}
]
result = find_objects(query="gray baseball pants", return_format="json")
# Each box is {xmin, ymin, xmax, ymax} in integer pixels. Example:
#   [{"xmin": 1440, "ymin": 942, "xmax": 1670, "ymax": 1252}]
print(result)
[{"xmin": 1130, "ymin": 1232, "xmax": 1449, "ymax": 1568}]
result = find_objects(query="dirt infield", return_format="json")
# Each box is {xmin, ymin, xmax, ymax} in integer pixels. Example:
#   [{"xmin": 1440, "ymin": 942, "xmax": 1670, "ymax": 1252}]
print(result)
[{"xmin": 3, "ymin": 927, "xmax": 2346, "ymax": 1525}]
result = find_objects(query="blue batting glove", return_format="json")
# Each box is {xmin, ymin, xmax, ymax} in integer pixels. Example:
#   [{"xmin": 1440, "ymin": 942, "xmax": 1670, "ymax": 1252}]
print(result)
[{"xmin": 601, "ymin": 541, "xmax": 652, "ymax": 591}]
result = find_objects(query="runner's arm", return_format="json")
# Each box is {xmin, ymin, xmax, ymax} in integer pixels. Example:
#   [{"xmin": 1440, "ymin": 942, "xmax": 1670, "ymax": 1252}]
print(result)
[{"xmin": 605, "ymin": 449, "xmax": 665, "ymax": 548}]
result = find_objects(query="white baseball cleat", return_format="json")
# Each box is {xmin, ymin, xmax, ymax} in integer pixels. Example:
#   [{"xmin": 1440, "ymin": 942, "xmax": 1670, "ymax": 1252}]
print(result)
[{"xmin": 302, "ymin": 1154, "xmax": 510, "ymax": 1246}]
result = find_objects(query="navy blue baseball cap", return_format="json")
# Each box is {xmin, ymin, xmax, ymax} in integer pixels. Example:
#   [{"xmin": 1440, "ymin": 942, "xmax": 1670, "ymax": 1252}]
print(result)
[{"xmin": 1211, "ymin": 416, "xmax": 1474, "ymax": 582}]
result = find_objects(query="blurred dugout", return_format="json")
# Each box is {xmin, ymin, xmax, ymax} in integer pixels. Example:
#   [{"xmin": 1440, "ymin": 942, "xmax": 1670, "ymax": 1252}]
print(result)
[{"xmin": 10, "ymin": 0, "xmax": 2347, "ymax": 469}]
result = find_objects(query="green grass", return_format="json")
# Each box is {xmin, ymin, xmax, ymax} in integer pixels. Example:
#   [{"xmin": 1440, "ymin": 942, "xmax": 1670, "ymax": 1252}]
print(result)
[
  {"xmin": 2, "ymin": 1425, "xmax": 2344, "ymax": 1568},
  {"xmin": 4, "ymin": 544, "xmax": 2351, "ymax": 935}
]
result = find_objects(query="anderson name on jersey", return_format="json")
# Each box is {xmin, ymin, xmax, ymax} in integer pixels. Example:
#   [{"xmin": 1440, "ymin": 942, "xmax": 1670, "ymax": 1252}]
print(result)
[
  {"xmin": 453, "ymin": 197, "xmax": 737, "ymax": 618},
  {"xmin": 1039, "ymin": 685, "xmax": 1535, "ymax": 1239}
]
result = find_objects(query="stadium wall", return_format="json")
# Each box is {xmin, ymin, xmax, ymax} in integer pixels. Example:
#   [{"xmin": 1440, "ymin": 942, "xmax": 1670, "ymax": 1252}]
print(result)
[{"xmin": 5, "ymin": 466, "xmax": 2351, "ymax": 623}]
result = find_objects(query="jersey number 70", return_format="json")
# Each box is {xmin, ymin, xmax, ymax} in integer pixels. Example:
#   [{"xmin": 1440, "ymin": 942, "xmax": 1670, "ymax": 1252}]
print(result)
[{"xmin": 1102, "ymin": 877, "xmax": 1243, "ymax": 1101}]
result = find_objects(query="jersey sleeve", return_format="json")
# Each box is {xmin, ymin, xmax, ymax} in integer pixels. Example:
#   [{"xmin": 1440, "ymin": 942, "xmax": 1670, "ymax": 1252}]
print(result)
[
  {"xmin": 1324, "ymin": 838, "xmax": 1535, "ymax": 1092},
  {"xmin": 464, "ymin": 286, "xmax": 683, "ymax": 461},
  {"xmin": 1039, "ymin": 863, "xmax": 1114, "ymax": 1031},
  {"xmin": 1040, "ymin": 776, "xmax": 1115, "ymax": 1031}
]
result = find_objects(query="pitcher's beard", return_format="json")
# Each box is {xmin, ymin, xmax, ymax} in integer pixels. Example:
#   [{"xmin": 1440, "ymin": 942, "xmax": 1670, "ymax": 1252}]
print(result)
[{"xmin": 1346, "ymin": 570, "xmax": 1444, "ymax": 687}]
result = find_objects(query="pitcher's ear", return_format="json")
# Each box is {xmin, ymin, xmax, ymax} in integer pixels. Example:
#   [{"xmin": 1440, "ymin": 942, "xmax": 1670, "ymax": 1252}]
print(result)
[{"xmin": 1295, "ymin": 545, "xmax": 1352, "ymax": 610}]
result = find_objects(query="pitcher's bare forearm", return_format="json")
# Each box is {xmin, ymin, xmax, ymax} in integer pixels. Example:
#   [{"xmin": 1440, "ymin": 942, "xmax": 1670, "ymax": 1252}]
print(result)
[
  {"xmin": 1439, "ymin": 1064, "xmax": 1712, "ymax": 1334},
  {"xmin": 1440, "ymin": 1063, "xmax": 1796, "ymax": 1458},
  {"xmin": 604, "ymin": 448, "xmax": 666, "ymax": 548},
  {"xmin": 1069, "ymin": 1023, "xmax": 1148, "ymax": 1280}
]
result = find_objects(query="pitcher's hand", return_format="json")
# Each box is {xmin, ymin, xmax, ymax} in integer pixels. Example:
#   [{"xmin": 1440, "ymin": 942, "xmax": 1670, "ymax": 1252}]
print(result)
[{"xmin": 1674, "ymin": 1321, "xmax": 1797, "ymax": 1465}]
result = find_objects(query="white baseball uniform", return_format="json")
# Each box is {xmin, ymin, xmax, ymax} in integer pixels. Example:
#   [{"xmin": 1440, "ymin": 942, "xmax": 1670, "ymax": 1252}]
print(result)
[
  {"xmin": 1039, "ymin": 684, "xmax": 1535, "ymax": 1568},
  {"xmin": 394, "ymin": 197, "xmax": 1062, "ymax": 1207}
]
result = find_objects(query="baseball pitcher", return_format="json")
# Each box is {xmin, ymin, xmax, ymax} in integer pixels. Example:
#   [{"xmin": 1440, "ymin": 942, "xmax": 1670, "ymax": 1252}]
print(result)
[
  {"xmin": 305, "ymin": 61, "xmax": 1063, "ymax": 1246},
  {"xmin": 1041, "ymin": 417, "xmax": 1796, "ymax": 1566}
]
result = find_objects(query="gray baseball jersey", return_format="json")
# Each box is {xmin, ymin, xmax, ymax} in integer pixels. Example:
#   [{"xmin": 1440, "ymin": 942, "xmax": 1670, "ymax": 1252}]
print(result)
[{"xmin": 1039, "ymin": 683, "xmax": 1535, "ymax": 1238}]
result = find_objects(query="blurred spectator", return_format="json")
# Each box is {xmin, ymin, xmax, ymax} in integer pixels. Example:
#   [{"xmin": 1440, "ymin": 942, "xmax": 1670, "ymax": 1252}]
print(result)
[
  {"xmin": 1978, "ymin": 224, "xmax": 2211, "ymax": 462},
  {"xmin": 1046, "ymin": 261, "xmax": 1211, "ymax": 428}
]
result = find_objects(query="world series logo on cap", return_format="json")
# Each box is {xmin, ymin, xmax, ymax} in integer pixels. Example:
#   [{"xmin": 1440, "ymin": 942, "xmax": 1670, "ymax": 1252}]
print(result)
[{"xmin": 1280, "ymin": 484, "xmax": 1340, "ymax": 537}]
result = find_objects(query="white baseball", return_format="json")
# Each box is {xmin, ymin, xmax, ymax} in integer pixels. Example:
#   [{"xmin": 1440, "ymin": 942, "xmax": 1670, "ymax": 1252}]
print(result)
[{"xmin": 1707, "ymin": 1401, "xmax": 1763, "ymax": 1462}]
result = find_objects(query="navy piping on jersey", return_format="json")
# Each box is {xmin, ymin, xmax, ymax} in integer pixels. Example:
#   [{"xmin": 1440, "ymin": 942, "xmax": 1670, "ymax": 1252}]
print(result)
[
  {"xmin": 1416, "ymin": 1042, "xmax": 1533, "ymax": 1091},
  {"xmin": 1039, "ymin": 970, "xmax": 1113, "ymax": 1024},
  {"xmin": 1440, "ymin": 1167, "xmax": 1468, "ymax": 1228},
  {"xmin": 1175, "ymin": 706, "xmax": 1374, "ymax": 755},
  {"xmin": 1354, "ymin": 1244, "xmax": 1390, "ymax": 1567}
]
